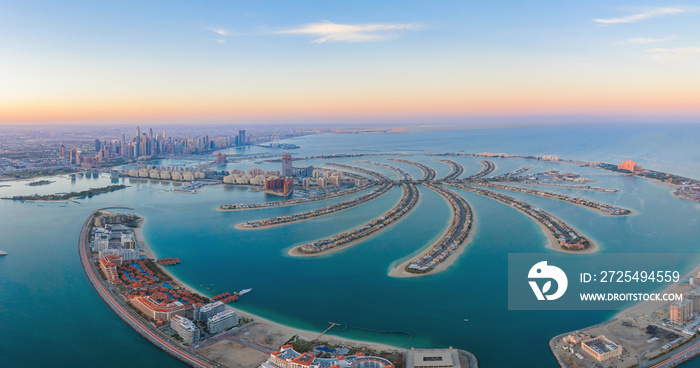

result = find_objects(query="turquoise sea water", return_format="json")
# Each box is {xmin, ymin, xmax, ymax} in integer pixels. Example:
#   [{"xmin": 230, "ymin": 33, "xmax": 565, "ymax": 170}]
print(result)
[{"xmin": 2, "ymin": 124, "xmax": 700, "ymax": 367}]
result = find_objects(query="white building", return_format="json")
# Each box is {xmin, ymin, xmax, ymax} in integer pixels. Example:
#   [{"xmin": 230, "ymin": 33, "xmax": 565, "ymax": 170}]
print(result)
[
  {"xmin": 207, "ymin": 310, "xmax": 239, "ymax": 334},
  {"xmin": 171, "ymin": 315, "xmax": 200, "ymax": 344},
  {"xmin": 99, "ymin": 248, "xmax": 140, "ymax": 261}
]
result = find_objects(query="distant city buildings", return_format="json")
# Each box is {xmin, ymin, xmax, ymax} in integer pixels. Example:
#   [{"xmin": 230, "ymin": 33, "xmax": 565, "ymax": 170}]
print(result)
[
  {"xmin": 237, "ymin": 129, "xmax": 247, "ymax": 146},
  {"xmin": 207, "ymin": 310, "xmax": 239, "ymax": 334},
  {"xmin": 618, "ymin": 160, "xmax": 643, "ymax": 172},
  {"xmin": 171, "ymin": 315, "xmax": 200, "ymax": 344}
]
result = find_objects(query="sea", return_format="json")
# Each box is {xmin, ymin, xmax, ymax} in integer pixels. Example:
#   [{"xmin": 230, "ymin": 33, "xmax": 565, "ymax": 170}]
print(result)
[{"xmin": 2, "ymin": 123, "xmax": 700, "ymax": 367}]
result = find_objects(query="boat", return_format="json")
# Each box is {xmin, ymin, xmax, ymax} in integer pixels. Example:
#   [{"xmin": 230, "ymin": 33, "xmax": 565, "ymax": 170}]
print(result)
[
  {"xmin": 239, "ymin": 288, "xmax": 252, "ymax": 295},
  {"xmin": 0, "ymin": 250, "xmax": 7, "ymax": 256}
]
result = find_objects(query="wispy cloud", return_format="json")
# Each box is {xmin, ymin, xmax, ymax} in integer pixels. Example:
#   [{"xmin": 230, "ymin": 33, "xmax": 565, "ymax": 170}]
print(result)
[
  {"xmin": 202, "ymin": 27, "xmax": 229, "ymax": 36},
  {"xmin": 613, "ymin": 35, "xmax": 678, "ymax": 45},
  {"xmin": 594, "ymin": 7, "xmax": 691, "ymax": 24},
  {"xmin": 276, "ymin": 21, "xmax": 421, "ymax": 43},
  {"xmin": 215, "ymin": 39, "xmax": 226, "ymax": 44},
  {"xmin": 647, "ymin": 46, "xmax": 700, "ymax": 60}
]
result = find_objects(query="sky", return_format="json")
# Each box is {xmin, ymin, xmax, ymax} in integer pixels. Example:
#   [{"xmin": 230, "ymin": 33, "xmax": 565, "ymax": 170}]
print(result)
[{"xmin": 1, "ymin": 1, "xmax": 700, "ymax": 125}]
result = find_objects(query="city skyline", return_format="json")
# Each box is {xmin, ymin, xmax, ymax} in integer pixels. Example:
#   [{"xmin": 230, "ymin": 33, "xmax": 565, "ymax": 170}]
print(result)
[{"xmin": 2, "ymin": 1, "xmax": 700, "ymax": 125}]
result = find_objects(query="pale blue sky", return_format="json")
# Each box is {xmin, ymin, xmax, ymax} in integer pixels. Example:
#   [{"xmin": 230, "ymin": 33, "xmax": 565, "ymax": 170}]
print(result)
[{"xmin": 1, "ymin": 1, "xmax": 699, "ymax": 123}]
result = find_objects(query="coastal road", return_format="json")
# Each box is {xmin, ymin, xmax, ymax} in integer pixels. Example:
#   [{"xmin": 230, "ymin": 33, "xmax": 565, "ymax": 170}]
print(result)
[{"xmin": 79, "ymin": 208, "xmax": 216, "ymax": 368}]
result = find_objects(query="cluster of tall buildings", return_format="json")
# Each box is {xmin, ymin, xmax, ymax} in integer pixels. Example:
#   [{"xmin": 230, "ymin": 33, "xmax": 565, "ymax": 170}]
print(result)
[
  {"xmin": 168, "ymin": 301, "xmax": 239, "ymax": 344},
  {"xmin": 59, "ymin": 127, "xmax": 249, "ymax": 166},
  {"xmin": 92, "ymin": 213, "xmax": 140, "ymax": 264}
]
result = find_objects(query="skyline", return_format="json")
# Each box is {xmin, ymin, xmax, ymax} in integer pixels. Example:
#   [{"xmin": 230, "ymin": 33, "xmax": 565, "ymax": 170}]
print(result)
[{"xmin": 2, "ymin": 1, "xmax": 700, "ymax": 124}]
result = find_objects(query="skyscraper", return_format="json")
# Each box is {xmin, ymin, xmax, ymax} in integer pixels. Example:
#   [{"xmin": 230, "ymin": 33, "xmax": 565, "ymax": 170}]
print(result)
[
  {"xmin": 135, "ymin": 127, "xmax": 141, "ymax": 157},
  {"xmin": 121, "ymin": 132, "xmax": 126, "ymax": 157},
  {"xmin": 238, "ymin": 130, "xmax": 246, "ymax": 146},
  {"xmin": 59, "ymin": 142, "xmax": 65, "ymax": 159},
  {"xmin": 281, "ymin": 153, "xmax": 293, "ymax": 177}
]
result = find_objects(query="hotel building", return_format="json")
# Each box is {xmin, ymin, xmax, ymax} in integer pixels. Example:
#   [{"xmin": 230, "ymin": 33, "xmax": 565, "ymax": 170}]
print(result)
[
  {"xmin": 617, "ymin": 160, "xmax": 643, "ymax": 172},
  {"xmin": 129, "ymin": 295, "xmax": 187, "ymax": 322}
]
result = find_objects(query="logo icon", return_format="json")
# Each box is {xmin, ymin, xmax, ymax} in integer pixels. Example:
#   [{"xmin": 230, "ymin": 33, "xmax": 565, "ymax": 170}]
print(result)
[{"xmin": 528, "ymin": 261, "xmax": 568, "ymax": 301}]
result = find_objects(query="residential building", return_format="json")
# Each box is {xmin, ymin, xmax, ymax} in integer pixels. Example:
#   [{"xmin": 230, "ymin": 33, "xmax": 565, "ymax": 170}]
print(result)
[
  {"xmin": 207, "ymin": 310, "xmax": 239, "ymax": 334},
  {"xmin": 193, "ymin": 301, "xmax": 225, "ymax": 322},
  {"xmin": 670, "ymin": 299, "xmax": 693, "ymax": 324},
  {"xmin": 171, "ymin": 315, "xmax": 200, "ymax": 344},
  {"xmin": 99, "ymin": 256, "xmax": 120, "ymax": 285}
]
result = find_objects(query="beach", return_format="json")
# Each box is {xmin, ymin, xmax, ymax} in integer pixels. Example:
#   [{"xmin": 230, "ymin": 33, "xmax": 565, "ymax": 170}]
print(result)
[
  {"xmin": 388, "ymin": 193, "xmax": 476, "ymax": 278},
  {"xmin": 136, "ymin": 214, "xmax": 405, "ymax": 359}
]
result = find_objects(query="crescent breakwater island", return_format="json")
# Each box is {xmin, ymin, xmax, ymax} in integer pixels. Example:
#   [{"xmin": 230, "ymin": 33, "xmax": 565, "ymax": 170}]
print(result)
[{"xmin": 2, "ymin": 184, "xmax": 127, "ymax": 202}]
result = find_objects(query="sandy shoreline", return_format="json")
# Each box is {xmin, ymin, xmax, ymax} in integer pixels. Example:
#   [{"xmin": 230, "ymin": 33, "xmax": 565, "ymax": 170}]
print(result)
[
  {"xmin": 135, "ymin": 214, "xmax": 405, "ymax": 354},
  {"xmin": 218, "ymin": 187, "xmax": 373, "ymax": 212},
  {"xmin": 287, "ymin": 186, "xmax": 418, "ymax": 258},
  {"xmin": 388, "ymin": 190, "xmax": 475, "ymax": 278},
  {"xmin": 472, "ymin": 183, "xmax": 634, "ymax": 217},
  {"xmin": 234, "ymin": 185, "xmax": 394, "ymax": 231}
]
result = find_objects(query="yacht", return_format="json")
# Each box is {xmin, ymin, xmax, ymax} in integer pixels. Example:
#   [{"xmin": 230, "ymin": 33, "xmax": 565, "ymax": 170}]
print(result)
[{"xmin": 0, "ymin": 250, "xmax": 7, "ymax": 256}]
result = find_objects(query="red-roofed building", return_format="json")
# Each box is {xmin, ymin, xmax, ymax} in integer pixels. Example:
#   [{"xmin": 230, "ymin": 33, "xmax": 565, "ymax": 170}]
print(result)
[
  {"xmin": 99, "ymin": 256, "xmax": 120, "ymax": 285},
  {"xmin": 129, "ymin": 294, "xmax": 188, "ymax": 322}
]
